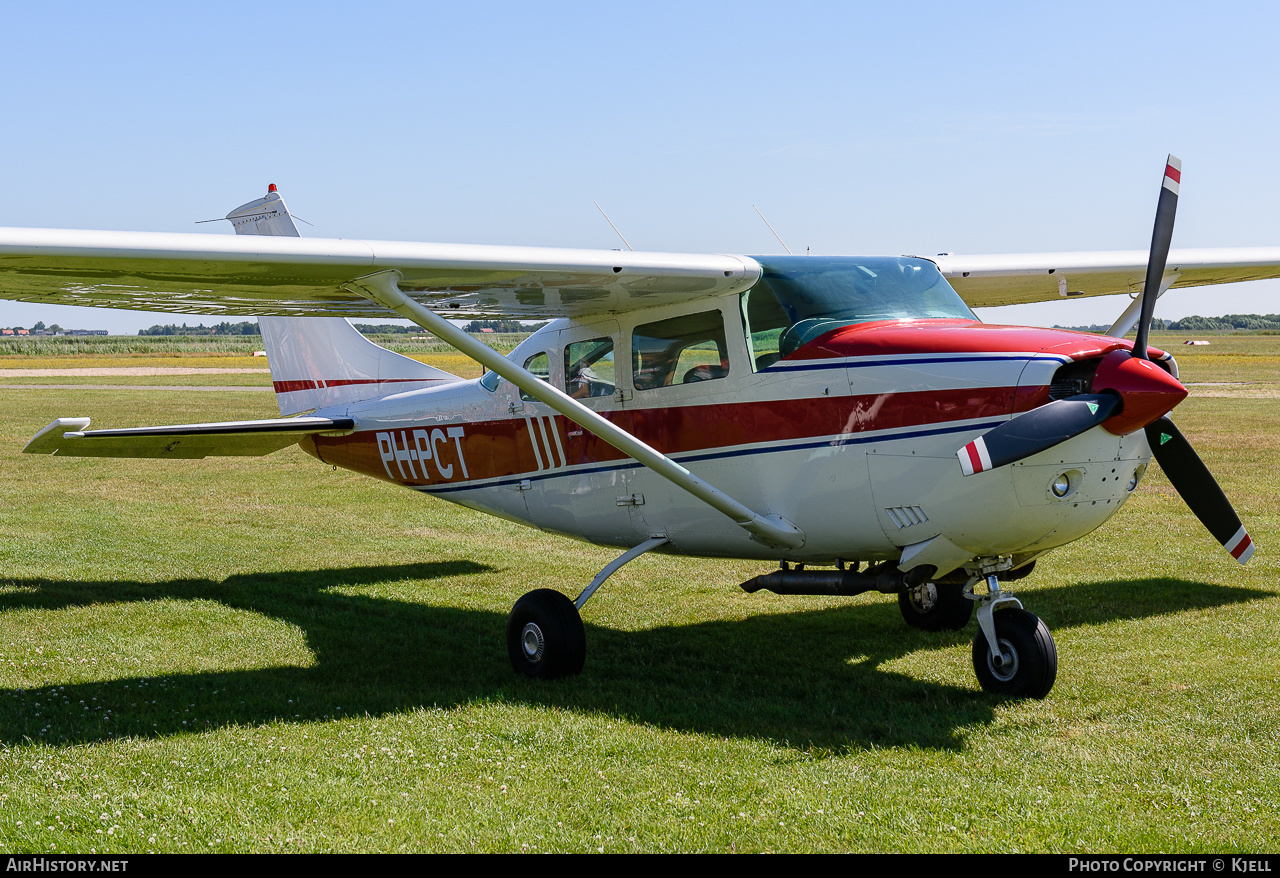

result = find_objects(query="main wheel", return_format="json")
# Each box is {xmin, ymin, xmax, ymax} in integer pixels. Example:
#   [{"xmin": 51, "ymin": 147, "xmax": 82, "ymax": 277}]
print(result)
[
  {"xmin": 507, "ymin": 589, "xmax": 586, "ymax": 679},
  {"xmin": 898, "ymin": 581, "xmax": 973, "ymax": 631},
  {"xmin": 972, "ymin": 608, "xmax": 1057, "ymax": 699}
]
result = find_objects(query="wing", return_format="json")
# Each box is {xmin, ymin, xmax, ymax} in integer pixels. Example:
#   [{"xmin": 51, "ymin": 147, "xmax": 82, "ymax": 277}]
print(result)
[
  {"xmin": 24, "ymin": 416, "xmax": 354, "ymax": 458},
  {"xmin": 0, "ymin": 227, "xmax": 759, "ymax": 319},
  {"xmin": 933, "ymin": 247, "xmax": 1280, "ymax": 308}
]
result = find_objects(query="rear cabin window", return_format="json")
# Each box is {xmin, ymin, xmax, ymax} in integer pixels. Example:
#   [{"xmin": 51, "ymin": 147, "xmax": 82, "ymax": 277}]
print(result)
[
  {"xmin": 519, "ymin": 352, "xmax": 550, "ymax": 401},
  {"xmin": 564, "ymin": 337, "xmax": 616, "ymax": 399},
  {"xmin": 632, "ymin": 310, "xmax": 729, "ymax": 390}
]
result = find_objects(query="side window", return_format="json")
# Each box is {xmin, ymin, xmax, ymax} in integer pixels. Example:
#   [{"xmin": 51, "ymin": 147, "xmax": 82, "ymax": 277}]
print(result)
[
  {"xmin": 520, "ymin": 352, "xmax": 551, "ymax": 401},
  {"xmin": 633, "ymin": 310, "xmax": 729, "ymax": 390},
  {"xmin": 564, "ymin": 338, "xmax": 616, "ymax": 399},
  {"xmin": 740, "ymin": 283, "xmax": 792, "ymax": 370}
]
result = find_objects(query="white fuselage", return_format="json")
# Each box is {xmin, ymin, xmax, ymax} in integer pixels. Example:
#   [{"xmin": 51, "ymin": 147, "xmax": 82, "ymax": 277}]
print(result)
[{"xmin": 301, "ymin": 292, "xmax": 1154, "ymax": 575}]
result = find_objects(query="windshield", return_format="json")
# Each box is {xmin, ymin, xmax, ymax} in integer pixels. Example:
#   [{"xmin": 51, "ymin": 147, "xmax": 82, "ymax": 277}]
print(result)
[{"xmin": 743, "ymin": 256, "xmax": 976, "ymax": 360}]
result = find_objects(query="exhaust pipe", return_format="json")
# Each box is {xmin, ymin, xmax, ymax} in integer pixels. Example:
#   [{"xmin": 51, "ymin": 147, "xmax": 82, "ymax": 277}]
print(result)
[{"xmin": 740, "ymin": 562, "xmax": 933, "ymax": 597}]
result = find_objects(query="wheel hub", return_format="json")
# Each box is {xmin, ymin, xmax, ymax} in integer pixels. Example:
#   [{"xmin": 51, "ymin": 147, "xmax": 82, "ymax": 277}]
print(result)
[
  {"xmin": 986, "ymin": 637, "xmax": 1019, "ymax": 682},
  {"xmin": 907, "ymin": 583, "xmax": 939, "ymax": 613},
  {"xmin": 521, "ymin": 622, "xmax": 545, "ymax": 662}
]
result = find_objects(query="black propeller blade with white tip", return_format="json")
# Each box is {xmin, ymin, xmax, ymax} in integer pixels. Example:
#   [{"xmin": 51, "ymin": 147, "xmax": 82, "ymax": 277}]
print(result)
[
  {"xmin": 954, "ymin": 155, "xmax": 1255, "ymax": 564},
  {"xmin": 958, "ymin": 394, "xmax": 1119, "ymax": 476},
  {"xmin": 1133, "ymin": 155, "xmax": 1181, "ymax": 360},
  {"xmin": 1145, "ymin": 417, "xmax": 1255, "ymax": 565}
]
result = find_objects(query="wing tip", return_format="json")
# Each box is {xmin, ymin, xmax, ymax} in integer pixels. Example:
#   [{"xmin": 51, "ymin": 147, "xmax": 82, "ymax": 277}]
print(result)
[{"xmin": 23, "ymin": 417, "xmax": 91, "ymax": 454}]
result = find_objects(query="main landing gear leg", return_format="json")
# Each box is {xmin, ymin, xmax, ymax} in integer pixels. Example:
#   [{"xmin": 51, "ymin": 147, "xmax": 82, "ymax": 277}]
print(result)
[
  {"xmin": 968, "ymin": 561, "xmax": 1058, "ymax": 699},
  {"xmin": 506, "ymin": 536, "xmax": 669, "ymax": 679}
]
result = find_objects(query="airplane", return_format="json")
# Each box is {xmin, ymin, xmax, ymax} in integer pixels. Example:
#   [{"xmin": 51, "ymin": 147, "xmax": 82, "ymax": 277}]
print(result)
[{"xmin": 5, "ymin": 157, "xmax": 1276, "ymax": 700}]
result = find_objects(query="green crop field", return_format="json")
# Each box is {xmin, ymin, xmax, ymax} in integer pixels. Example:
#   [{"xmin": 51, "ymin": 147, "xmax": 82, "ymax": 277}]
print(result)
[{"xmin": 0, "ymin": 334, "xmax": 1277, "ymax": 853}]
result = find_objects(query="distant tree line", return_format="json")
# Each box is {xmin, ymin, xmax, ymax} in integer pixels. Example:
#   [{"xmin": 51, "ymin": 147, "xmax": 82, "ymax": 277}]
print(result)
[
  {"xmin": 139, "ymin": 321, "xmax": 261, "ymax": 336},
  {"xmin": 134, "ymin": 319, "xmax": 548, "ymax": 337},
  {"xmin": 351, "ymin": 323, "xmax": 417, "ymax": 334},
  {"xmin": 463, "ymin": 319, "xmax": 530, "ymax": 333},
  {"xmin": 1054, "ymin": 314, "xmax": 1280, "ymax": 333},
  {"xmin": 1161, "ymin": 314, "xmax": 1280, "ymax": 331},
  {"xmin": 350, "ymin": 319, "xmax": 546, "ymax": 334}
]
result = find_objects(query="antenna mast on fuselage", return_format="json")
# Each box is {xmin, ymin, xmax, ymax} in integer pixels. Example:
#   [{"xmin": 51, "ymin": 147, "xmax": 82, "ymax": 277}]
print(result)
[
  {"xmin": 753, "ymin": 205, "xmax": 794, "ymax": 256},
  {"xmin": 593, "ymin": 201, "xmax": 634, "ymax": 251}
]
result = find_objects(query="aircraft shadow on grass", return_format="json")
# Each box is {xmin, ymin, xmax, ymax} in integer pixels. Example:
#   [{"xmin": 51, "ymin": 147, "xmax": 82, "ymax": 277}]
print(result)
[{"xmin": 0, "ymin": 562, "xmax": 1268, "ymax": 752}]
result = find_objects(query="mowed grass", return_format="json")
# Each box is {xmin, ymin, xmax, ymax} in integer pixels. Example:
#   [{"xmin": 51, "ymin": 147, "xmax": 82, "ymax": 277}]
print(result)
[{"xmin": 0, "ymin": 337, "xmax": 1277, "ymax": 852}]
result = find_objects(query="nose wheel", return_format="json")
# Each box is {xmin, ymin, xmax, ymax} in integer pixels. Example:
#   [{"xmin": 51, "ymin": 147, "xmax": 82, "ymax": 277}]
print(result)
[
  {"xmin": 507, "ymin": 589, "xmax": 586, "ymax": 679},
  {"xmin": 972, "ymin": 607, "xmax": 1057, "ymax": 699}
]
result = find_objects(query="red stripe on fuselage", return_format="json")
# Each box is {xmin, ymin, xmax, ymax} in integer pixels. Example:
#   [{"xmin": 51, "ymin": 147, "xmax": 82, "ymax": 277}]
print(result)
[
  {"xmin": 274, "ymin": 378, "xmax": 438, "ymax": 393},
  {"xmin": 311, "ymin": 385, "xmax": 1025, "ymax": 488}
]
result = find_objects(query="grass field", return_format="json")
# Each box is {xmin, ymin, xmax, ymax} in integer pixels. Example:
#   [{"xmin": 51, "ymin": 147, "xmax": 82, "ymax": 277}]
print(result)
[{"xmin": 0, "ymin": 333, "xmax": 1277, "ymax": 853}]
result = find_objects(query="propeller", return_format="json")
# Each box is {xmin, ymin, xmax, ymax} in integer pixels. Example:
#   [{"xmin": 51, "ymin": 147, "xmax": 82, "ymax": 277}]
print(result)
[
  {"xmin": 1146, "ymin": 417, "xmax": 1255, "ymax": 564},
  {"xmin": 1133, "ymin": 156, "xmax": 1180, "ymax": 361},
  {"xmin": 956, "ymin": 155, "xmax": 1255, "ymax": 564},
  {"xmin": 958, "ymin": 394, "xmax": 1118, "ymax": 476}
]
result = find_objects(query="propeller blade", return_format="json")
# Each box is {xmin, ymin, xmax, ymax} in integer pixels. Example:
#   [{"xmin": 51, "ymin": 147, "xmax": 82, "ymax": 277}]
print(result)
[
  {"xmin": 958, "ymin": 394, "xmax": 1119, "ymax": 476},
  {"xmin": 1133, "ymin": 155, "xmax": 1181, "ymax": 360},
  {"xmin": 1145, "ymin": 416, "xmax": 1255, "ymax": 564}
]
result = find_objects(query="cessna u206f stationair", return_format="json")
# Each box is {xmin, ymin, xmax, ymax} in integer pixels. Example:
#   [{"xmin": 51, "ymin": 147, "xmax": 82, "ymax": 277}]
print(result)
[{"xmin": 7, "ymin": 158, "xmax": 1275, "ymax": 698}]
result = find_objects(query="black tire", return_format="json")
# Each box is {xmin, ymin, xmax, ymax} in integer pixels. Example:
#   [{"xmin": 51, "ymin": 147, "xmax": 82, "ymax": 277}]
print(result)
[
  {"xmin": 898, "ymin": 581, "xmax": 973, "ymax": 631},
  {"xmin": 972, "ymin": 608, "xmax": 1057, "ymax": 699},
  {"xmin": 507, "ymin": 589, "xmax": 586, "ymax": 679}
]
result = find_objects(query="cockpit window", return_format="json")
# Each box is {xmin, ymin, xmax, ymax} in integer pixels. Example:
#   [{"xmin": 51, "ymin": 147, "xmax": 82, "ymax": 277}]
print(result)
[{"xmin": 742, "ymin": 256, "xmax": 975, "ymax": 364}]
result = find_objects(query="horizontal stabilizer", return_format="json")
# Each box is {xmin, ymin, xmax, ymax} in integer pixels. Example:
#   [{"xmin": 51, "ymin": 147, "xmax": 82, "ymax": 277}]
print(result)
[{"xmin": 24, "ymin": 416, "xmax": 355, "ymax": 459}]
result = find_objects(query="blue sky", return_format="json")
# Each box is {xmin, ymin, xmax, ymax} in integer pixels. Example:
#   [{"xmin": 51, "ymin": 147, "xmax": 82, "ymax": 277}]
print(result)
[{"xmin": 3, "ymin": 1, "xmax": 1278, "ymax": 333}]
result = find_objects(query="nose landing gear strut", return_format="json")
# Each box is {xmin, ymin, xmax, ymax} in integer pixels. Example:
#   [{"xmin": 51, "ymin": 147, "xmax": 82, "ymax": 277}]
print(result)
[{"xmin": 967, "ymin": 560, "xmax": 1057, "ymax": 699}]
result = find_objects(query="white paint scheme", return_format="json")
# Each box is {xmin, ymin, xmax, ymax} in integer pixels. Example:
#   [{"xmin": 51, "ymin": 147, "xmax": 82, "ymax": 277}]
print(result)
[
  {"xmin": 8, "ymin": 173, "xmax": 1264, "ymax": 695},
  {"xmin": 2, "ymin": 226, "xmax": 1279, "ymax": 317},
  {"xmin": 223, "ymin": 187, "xmax": 462, "ymax": 416},
  {"xmin": 257, "ymin": 317, "xmax": 462, "ymax": 416},
  {"xmin": 225, "ymin": 186, "xmax": 302, "ymax": 237},
  {"xmin": 935, "ymin": 248, "xmax": 1280, "ymax": 307},
  {"xmin": 346, "ymin": 269, "xmax": 805, "ymax": 550},
  {"xmin": 24, "ymin": 415, "xmax": 353, "ymax": 458},
  {"xmin": 0, "ymin": 226, "xmax": 760, "ymax": 319},
  {"xmin": 289, "ymin": 295, "xmax": 1150, "ymax": 569}
]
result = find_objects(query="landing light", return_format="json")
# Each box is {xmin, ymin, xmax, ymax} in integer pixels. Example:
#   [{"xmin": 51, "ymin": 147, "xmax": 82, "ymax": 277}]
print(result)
[{"xmin": 1051, "ymin": 474, "xmax": 1071, "ymax": 497}]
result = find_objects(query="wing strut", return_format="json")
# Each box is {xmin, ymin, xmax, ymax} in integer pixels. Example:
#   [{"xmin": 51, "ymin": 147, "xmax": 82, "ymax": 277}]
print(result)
[
  {"xmin": 345, "ymin": 270, "xmax": 806, "ymax": 551},
  {"xmin": 1105, "ymin": 273, "xmax": 1178, "ymax": 339}
]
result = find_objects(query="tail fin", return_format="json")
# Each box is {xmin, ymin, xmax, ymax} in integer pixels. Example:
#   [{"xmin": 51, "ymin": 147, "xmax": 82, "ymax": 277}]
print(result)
[
  {"xmin": 228, "ymin": 185, "xmax": 460, "ymax": 416},
  {"xmin": 225, "ymin": 184, "xmax": 303, "ymax": 236}
]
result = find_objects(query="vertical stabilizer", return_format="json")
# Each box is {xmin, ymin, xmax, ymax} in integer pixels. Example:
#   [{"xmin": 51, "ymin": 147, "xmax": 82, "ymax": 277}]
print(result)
[
  {"xmin": 230, "ymin": 185, "xmax": 460, "ymax": 416},
  {"xmin": 225, "ymin": 184, "xmax": 303, "ymax": 236}
]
